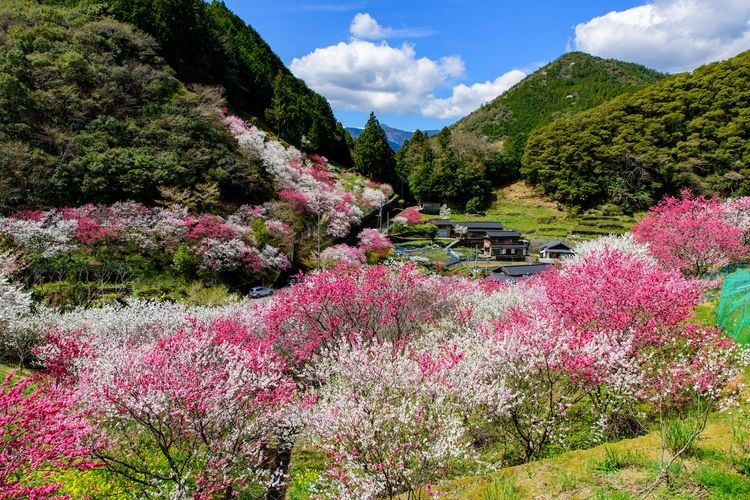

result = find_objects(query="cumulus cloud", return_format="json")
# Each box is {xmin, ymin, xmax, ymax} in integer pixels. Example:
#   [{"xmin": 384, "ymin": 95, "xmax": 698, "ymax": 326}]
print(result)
[
  {"xmin": 290, "ymin": 12, "xmax": 522, "ymax": 119},
  {"xmin": 421, "ymin": 70, "xmax": 527, "ymax": 119},
  {"xmin": 349, "ymin": 12, "xmax": 434, "ymax": 40},
  {"xmin": 290, "ymin": 39, "xmax": 466, "ymax": 114},
  {"xmin": 350, "ymin": 13, "xmax": 387, "ymax": 39},
  {"xmin": 574, "ymin": 0, "xmax": 750, "ymax": 73}
]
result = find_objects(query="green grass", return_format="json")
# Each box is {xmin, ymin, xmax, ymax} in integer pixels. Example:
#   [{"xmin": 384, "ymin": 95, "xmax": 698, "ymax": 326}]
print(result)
[
  {"xmin": 0, "ymin": 362, "xmax": 27, "ymax": 380},
  {"xmin": 426, "ymin": 380, "xmax": 746, "ymax": 499},
  {"xmin": 287, "ymin": 446, "xmax": 329, "ymax": 499},
  {"xmin": 442, "ymin": 182, "xmax": 639, "ymax": 242}
]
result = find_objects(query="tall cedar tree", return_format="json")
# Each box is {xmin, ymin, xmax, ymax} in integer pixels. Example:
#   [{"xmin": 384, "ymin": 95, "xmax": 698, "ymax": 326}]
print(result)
[{"xmin": 353, "ymin": 112, "xmax": 397, "ymax": 186}]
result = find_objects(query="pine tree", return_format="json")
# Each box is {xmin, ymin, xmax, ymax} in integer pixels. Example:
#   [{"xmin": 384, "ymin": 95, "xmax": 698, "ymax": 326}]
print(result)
[{"xmin": 353, "ymin": 112, "xmax": 397, "ymax": 185}]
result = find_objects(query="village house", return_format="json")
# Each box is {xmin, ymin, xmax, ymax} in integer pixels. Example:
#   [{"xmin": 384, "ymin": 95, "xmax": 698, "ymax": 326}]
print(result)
[
  {"xmin": 430, "ymin": 219, "xmax": 528, "ymax": 260},
  {"xmin": 489, "ymin": 263, "xmax": 552, "ymax": 283}
]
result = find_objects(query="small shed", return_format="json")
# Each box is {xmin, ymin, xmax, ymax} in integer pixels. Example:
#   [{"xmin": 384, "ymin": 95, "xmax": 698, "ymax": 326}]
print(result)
[
  {"xmin": 431, "ymin": 218, "xmax": 454, "ymax": 238},
  {"xmin": 539, "ymin": 240, "xmax": 575, "ymax": 260}
]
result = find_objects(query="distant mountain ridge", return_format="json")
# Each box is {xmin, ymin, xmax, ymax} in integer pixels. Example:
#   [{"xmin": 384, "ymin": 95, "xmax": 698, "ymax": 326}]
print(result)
[{"xmin": 347, "ymin": 124, "xmax": 439, "ymax": 151}]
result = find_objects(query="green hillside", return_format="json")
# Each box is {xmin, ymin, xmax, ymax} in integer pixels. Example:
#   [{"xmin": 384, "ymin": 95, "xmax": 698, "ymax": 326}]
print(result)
[
  {"xmin": 90, "ymin": 0, "xmax": 352, "ymax": 165},
  {"xmin": 453, "ymin": 52, "xmax": 665, "ymax": 178},
  {"xmin": 522, "ymin": 50, "xmax": 750, "ymax": 210},
  {"xmin": 0, "ymin": 0, "xmax": 273, "ymax": 212},
  {"xmin": 396, "ymin": 53, "xmax": 664, "ymax": 211}
]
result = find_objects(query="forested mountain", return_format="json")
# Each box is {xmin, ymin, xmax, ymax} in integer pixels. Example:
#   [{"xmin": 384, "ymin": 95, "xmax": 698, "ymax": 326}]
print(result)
[
  {"xmin": 93, "ymin": 0, "xmax": 352, "ymax": 165},
  {"xmin": 0, "ymin": 0, "xmax": 356, "ymax": 213},
  {"xmin": 452, "ymin": 52, "xmax": 666, "ymax": 179},
  {"xmin": 395, "ymin": 52, "xmax": 665, "ymax": 211},
  {"xmin": 522, "ymin": 50, "xmax": 750, "ymax": 210},
  {"xmin": 0, "ymin": 0, "xmax": 272, "ymax": 212}
]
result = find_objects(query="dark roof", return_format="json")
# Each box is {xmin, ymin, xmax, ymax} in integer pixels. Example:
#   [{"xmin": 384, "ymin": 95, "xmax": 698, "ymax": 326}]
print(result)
[
  {"xmin": 485, "ymin": 230, "xmax": 521, "ymax": 238},
  {"xmin": 491, "ymin": 244, "xmax": 529, "ymax": 250},
  {"xmin": 495, "ymin": 263, "xmax": 552, "ymax": 277},
  {"xmin": 461, "ymin": 221, "xmax": 504, "ymax": 230},
  {"xmin": 430, "ymin": 218, "xmax": 453, "ymax": 226},
  {"xmin": 488, "ymin": 273, "xmax": 517, "ymax": 283},
  {"xmin": 540, "ymin": 240, "xmax": 574, "ymax": 251}
]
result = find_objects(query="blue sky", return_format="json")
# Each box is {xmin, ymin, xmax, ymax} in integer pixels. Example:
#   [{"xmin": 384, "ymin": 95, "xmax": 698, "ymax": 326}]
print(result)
[{"xmin": 223, "ymin": 1, "xmax": 750, "ymax": 131}]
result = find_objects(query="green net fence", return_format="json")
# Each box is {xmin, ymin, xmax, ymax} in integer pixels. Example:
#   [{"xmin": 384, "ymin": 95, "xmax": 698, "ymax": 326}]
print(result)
[{"xmin": 717, "ymin": 268, "xmax": 750, "ymax": 343}]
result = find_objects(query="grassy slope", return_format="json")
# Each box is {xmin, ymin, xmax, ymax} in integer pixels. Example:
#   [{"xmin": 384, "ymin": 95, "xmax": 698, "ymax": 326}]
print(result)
[
  {"xmin": 434, "ymin": 411, "xmax": 741, "ymax": 499},
  {"xmin": 444, "ymin": 181, "xmax": 639, "ymax": 242}
]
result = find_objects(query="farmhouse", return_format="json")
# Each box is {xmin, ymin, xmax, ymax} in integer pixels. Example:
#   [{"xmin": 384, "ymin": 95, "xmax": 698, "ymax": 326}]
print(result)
[
  {"xmin": 429, "ymin": 219, "xmax": 529, "ymax": 260},
  {"xmin": 431, "ymin": 218, "xmax": 454, "ymax": 238}
]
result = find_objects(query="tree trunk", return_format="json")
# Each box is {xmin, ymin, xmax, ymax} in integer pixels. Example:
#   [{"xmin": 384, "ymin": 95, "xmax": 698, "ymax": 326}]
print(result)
[{"xmin": 264, "ymin": 439, "xmax": 294, "ymax": 500}]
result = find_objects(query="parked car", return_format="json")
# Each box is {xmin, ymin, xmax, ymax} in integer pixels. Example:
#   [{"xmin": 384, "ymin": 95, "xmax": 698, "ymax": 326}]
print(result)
[{"xmin": 248, "ymin": 286, "xmax": 273, "ymax": 298}]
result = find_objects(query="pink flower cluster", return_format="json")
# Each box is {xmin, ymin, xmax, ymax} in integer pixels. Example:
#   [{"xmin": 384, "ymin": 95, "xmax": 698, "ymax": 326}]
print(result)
[
  {"xmin": 319, "ymin": 229, "xmax": 394, "ymax": 268},
  {"xmin": 632, "ymin": 190, "xmax": 750, "ymax": 276},
  {"xmin": 357, "ymin": 228, "xmax": 393, "ymax": 253},
  {"xmin": 1, "ymin": 372, "xmax": 99, "ymax": 498},
  {"xmin": 0, "ymin": 202, "xmax": 291, "ymax": 275},
  {"xmin": 222, "ymin": 113, "xmax": 393, "ymax": 238},
  {"xmin": 393, "ymin": 206, "xmax": 423, "ymax": 225}
]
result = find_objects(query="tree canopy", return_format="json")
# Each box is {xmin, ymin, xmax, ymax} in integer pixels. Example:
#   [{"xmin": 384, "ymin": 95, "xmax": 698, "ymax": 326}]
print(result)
[
  {"xmin": 522, "ymin": 50, "xmax": 750, "ymax": 210},
  {"xmin": 353, "ymin": 112, "xmax": 397, "ymax": 186},
  {"xmin": 396, "ymin": 128, "xmax": 493, "ymax": 211}
]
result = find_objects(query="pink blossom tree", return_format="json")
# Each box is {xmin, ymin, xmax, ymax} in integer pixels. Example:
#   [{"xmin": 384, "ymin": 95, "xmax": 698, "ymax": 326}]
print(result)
[
  {"xmin": 724, "ymin": 197, "xmax": 750, "ymax": 246},
  {"xmin": 632, "ymin": 191, "xmax": 749, "ymax": 276},
  {"xmin": 304, "ymin": 339, "xmax": 473, "ymax": 498},
  {"xmin": 393, "ymin": 206, "xmax": 423, "ymax": 225},
  {"xmin": 57, "ymin": 319, "xmax": 297, "ymax": 497},
  {"xmin": 260, "ymin": 264, "xmax": 455, "ymax": 366},
  {"xmin": 0, "ymin": 373, "xmax": 98, "ymax": 498},
  {"xmin": 319, "ymin": 244, "xmax": 366, "ymax": 268}
]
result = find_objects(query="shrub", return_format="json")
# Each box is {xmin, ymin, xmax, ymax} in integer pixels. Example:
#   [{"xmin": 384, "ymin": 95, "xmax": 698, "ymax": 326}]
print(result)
[{"xmin": 666, "ymin": 419, "xmax": 698, "ymax": 457}]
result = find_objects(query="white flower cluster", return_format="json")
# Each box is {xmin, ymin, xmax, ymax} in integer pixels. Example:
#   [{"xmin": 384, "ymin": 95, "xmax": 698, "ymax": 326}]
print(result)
[
  {"xmin": 566, "ymin": 232, "xmax": 656, "ymax": 266},
  {"xmin": 0, "ymin": 215, "xmax": 78, "ymax": 257}
]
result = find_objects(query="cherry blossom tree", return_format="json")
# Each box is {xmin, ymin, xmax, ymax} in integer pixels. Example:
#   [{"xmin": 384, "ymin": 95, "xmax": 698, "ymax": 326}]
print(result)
[
  {"xmin": 50, "ymin": 319, "xmax": 296, "ymax": 498},
  {"xmin": 632, "ymin": 191, "xmax": 749, "ymax": 276},
  {"xmin": 0, "ymin": 373, "xmax": 98, "ymax": 498},
  {"xmin": 303, "ymin": 338, "xmax": 473, "ymax": 498}
]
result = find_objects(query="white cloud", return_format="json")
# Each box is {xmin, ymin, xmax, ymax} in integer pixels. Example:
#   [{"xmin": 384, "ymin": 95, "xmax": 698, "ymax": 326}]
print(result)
[
  {"xmin": 574, "ymin": 0, "xmax": 750, "ymax": 73},
  {"xmin": 349, "ymin": 12, "xmax": 434, "ymax": 40},
  {"xmin": 350, "ymin": 13, "xmax": 387, "ymax": 39},
  {"xmin": 290, "ymin": 39, "xmax": 466, "ymax": 114},
  {"xmin": 421, "ymin": 70, "xmax": 527, "ymax": 119},
  {"xmin": 290, "ymin": 12, "xmax": 524, "ymax": 120}
]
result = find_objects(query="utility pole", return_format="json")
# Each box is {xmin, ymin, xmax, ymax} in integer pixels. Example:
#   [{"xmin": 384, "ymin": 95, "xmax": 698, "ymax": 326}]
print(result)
[
  {"xmin": 316, "ymin": 210, "xmax": 321, "ymax": 270},
  {"xmin": 474, "ymin": 245, "xmax": 478, "ymax": 276}
]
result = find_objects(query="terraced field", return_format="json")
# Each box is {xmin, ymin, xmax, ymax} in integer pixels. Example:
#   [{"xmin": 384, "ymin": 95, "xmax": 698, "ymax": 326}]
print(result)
[{"xmin": 446, "ymin": 181, "xmax": 639, "ymax": 242}]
